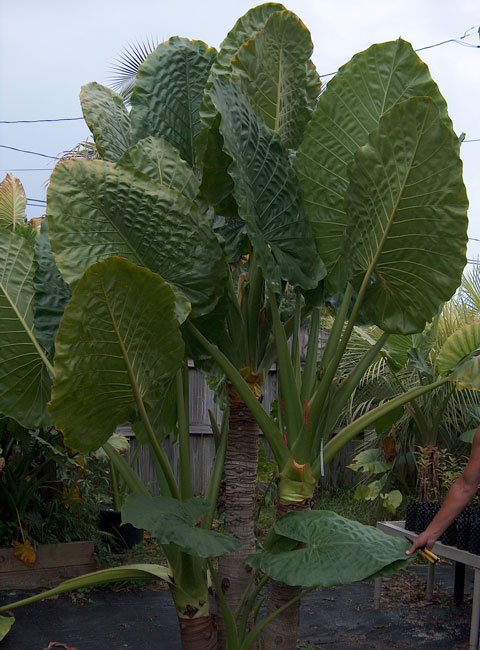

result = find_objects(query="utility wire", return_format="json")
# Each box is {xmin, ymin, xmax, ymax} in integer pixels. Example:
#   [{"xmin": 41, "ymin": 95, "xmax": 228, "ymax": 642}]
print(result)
[
  {"xmin": 0, "ymin": 118, "xmax": 84, "ymax": 124},
  {"xmin": 320, "ymin": 25, "xmax": 479, "ymax": 78},
  {"xmin": 0, "ymin": 145, "xmax": 59, "ymax": 160}
]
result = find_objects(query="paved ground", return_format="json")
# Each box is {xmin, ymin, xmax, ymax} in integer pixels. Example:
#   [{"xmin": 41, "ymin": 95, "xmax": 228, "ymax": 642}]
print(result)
[{"xmin": 0, "ymin": 562, "xmax": 474, "ymax": 649}]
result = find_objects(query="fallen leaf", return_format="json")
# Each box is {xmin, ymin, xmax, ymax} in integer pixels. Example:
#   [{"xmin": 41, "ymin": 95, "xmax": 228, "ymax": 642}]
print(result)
[
  {"xmin": 42, "ymin": 643, "xmax": 78, "ymax": 650},
  {"xmin": 12, "ymin": 540, "xmax": 36, "ymax": 566}
]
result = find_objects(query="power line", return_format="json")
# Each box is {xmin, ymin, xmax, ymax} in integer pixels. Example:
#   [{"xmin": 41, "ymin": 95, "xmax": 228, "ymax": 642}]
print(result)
[
  {"xmin": 416, "ymin": 25, "xmax": 479, "ymax": 51},
  {"xmin": 0, "ymin": 168, "xmax": 52, "ymax": 172},
  {"xmin": 0, "ymin": 145, "xmax": 59, "ymax": 160},
  {"xmin": 320, "ymin": 25, "xmax": 479, "ymax": 78},
  {"xmin": 0, "ymin": 118, "xmax": 83, "ymax": 124}
]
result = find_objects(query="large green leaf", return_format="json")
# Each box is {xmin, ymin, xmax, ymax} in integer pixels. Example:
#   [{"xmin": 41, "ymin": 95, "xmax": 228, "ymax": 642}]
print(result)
[
  {"xmin": 208, "ymin": 76, "xmax": 325, "ymax": 292},
  {"xmin": 130, "ymin": 37, "xmax": 216, "ymax": 166},
  {"xmin": 247, "ymin": 510, "xmax": 411, "ymax": 587},
  {"xmin": 295, "ymin": 39, "xmax": 455, "ymax": 291},
  {"xmin": 33, "ymin": 219, "xmax": 71, "ymax": 358},
  {"xmin": 0, "ymin": 173, "xmax": 26, "ymax": 231},
  {"xmin": 0, "ymin": 564, "xmax": 171, "ymax": 617},
  {"xmin": 0, "ymin": 615, "xmax": 14, "ymax": 641},
  {"xmin": 383, "ymin": 321, "xmax": 438, "ymax": 370},
  {"xmin": 230, "ymin": 9, "xmax": 320, "ymax": 149},
  {"xmin": 198, "ymin": 2, "xmax": 286, "ymax": 132},
  {"xmin": 437, "ymin": 321, "xmax": 480, "ymax": 376},
  {"xmin": 0, "ymin": 231, "xmax": 52, "ymax": 428},
  {"xmin": 80, "ymin": 82, "xmax": 131, "ymax": 161},
  {"xmin": 345, "ymin": 97, "xmax": 467, "ymax": 334},
  {"xmin": 436, "ymin": 321, "xmax": 480, "ymax": 390},
  {"xmin": 212, "ymin": 3, "xmax": 285, "ymax": 79},
  {"xmin": 48, "ymin": 257, "xmax": 184, "ymax": 452},
  {"xmin": 132, "ymin": 375, "xmax": 178, "ymax": 444},
  {"xmin": 198, "ymin": 3, "xmax": 285, "ymax": 214},
  {"xmin": 46, "ymin": 153, "xmax": 228, "ymax": 316},
  {"xmin": 123, "ymin": 493, "xmax": 242, "ymax": 557},
  {"xmin": 117, "ymin": 136, "xmax": 201, "ymax": 201}
]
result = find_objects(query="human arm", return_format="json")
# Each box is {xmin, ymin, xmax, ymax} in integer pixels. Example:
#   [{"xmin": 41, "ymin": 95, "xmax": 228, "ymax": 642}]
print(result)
[{"xmin": 407, "ymin": 427, "xmax": 480, "ymax": 554}]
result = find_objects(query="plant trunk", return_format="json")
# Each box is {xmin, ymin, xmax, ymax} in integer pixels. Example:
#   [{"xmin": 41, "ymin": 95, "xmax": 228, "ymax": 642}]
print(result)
[
  {"xmin": 263, "ymin": 500, "xmax": 309, "ymax": 650},
  {"xmin": 216, "ymin": 381, "xmax": 260, "ymax": 649},
  {"xmin": 178, "ymin": 615, "xmax": 217, "ymax": 650}
]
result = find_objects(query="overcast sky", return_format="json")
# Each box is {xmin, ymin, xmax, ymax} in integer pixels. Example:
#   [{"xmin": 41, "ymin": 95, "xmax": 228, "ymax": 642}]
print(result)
[{"xmin": 1, "ymin": 0, "xmax": 479, "ymax": 263}]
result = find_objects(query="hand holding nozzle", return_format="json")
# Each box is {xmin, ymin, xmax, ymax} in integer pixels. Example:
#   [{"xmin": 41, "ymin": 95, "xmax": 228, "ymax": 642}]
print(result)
[
  {"xmin": 418, "ymin": 546, "xmax": 439, "ymax": 564},
  {"xmin": 405, "ymin": 535, "xmax": 439, "ymax": 563}
]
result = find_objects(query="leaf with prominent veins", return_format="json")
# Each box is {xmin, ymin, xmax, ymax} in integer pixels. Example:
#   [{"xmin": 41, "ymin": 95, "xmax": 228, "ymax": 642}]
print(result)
[
  {"xmin": 47, "ymin": 151, "xmax": 228, "ymax": 316},
  {"xmin": 295, "ymin": 39, "xmax": 456, "ymax": 292},
  {"xmin": 208, "ymin": 76, "xmax": 324, "ymax": 292},
  {"xmin": 344, "ymin": 97, "xmax": 467, "ymax": 334},
  {"xmin": 0, "ymin": 231, "xmax": 52, "ymax": 427},
  {"xmin": 0, "ymin": 173, "xmax": 27, "ymax": 231},
  {"xmin": 48, "ymin": 257, "xmax": 185, "ymax": 453},
  {"xmin": 231, "ymin": 9, "xmax": 319, "ymax": 149}
]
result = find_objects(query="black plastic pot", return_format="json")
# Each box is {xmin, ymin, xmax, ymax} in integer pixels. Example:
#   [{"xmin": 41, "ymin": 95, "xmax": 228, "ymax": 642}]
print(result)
[
  {"xmin": 405, "ymin": 503, "xmax": 417, "ymax": 533},
  {"xmin": 469, "ymin": 515, "xmax": 480, "ymax": 555},
  {"xmin": 99, "ymin": 509, "xmax": 144, "ymax": 551},
  {"xmin": 456, "ymin": 507, "xmax": 472, "ymax": 551},
  {"xmin": 405, "ymin": 501, "xmax": 440, "ymax": 535},
  {"xmin": 405, "ymin": 502, "xmax": 480, "ymax": 553}
]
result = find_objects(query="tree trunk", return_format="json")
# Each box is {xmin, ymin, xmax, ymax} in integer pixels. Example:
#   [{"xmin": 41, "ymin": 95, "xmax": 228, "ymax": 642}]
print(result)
[
  {"xmin": 216, "ymin": 381, "xmax": 260, "ymax": 649},
  {"xmin": 263, "ymin": 500, "xmax": 309, "ymax": 650},
  {"xmin": 178, "ymin": 614, "xmax": 217, "ymax": 650}
]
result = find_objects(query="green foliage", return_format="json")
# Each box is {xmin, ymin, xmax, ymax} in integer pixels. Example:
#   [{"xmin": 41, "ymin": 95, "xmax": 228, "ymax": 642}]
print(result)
[
  {"xmin": 0, "ymin": 4, "xmax": 473, "ymax": 647},
  {"xmin": 122, "ymin": 493, "xmax": 242, "ymax": 557},
  {"xmin": 0, "ymin": 231, "xmax": 53, "ymax": 428},
  {"xmin": 48, "ymin": 258, "xmax": 185, "ymax": 454},
  {"xmin": 247, "ymin": 510, "xmax": 412, "ymax": 587},
  {"xmin": 80, "ymin": 82, "xmax": 132, "ymax": 161},
  {"xmin": 314, "ymin": 487, "xmax": 379, "ymax": 526},
  {"xmin": 295, "ymin": 38, "xmax": 458, "ymax": 293},
  {"xmin": 0, "ymin": 417, "xmax": 103, "ymax": 546},
  {"xmin": 0, "ymin": 173, "xmax": 27, "ymax": 231},
  {"xmin": 130, "ymin": 37, "xmax": 216, "ymax": 166},
  {"xmin": 348, "ymin": 449, "xmax": 393, "ymax": 475}
]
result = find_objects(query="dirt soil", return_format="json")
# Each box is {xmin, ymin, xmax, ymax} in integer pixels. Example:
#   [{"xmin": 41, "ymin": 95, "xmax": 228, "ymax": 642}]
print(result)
[{"xmin": 0, "ymin": 562, "xmax": 473, "ymax": 649}]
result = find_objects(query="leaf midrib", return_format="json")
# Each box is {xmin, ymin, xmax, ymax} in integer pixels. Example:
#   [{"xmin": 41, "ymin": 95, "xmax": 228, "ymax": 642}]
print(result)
[{"xmin": 0, "ymin": 280, "xmax": 54, "ymax": 376}]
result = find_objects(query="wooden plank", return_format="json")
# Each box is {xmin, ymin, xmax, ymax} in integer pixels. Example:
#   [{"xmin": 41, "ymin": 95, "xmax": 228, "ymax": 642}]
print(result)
[
  {"xmin": 0, "ymin": 542, "xmax": 95, "ymax": 589},
  {"xmin": 0, "ymin": 541, "xmax": 94, "ymax": 572},
  {"xmin": 377, "ymin": 520, "xmax": 480, "ymax": 568},
  {"xmin": 0, "ymin": 563, "xmax": 97, "ymax": 589}
]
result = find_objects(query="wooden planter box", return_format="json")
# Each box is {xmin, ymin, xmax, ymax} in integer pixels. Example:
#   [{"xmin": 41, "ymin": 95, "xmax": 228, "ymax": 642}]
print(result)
[{"xmin": 0, "ymin": 541, "xmax": 95, "ymax": 589}]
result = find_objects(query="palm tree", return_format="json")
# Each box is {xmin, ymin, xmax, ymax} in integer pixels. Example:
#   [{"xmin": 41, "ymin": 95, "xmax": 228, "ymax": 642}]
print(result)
[{"xmin": 340, "ymin": 285, "xmax": 480, "ymax": 509}]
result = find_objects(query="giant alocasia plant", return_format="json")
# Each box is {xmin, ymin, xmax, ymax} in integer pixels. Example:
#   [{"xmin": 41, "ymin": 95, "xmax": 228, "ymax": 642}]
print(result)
[{"xmin": 0, "ymin": 4, "xmax": 475, "ymax": 649}]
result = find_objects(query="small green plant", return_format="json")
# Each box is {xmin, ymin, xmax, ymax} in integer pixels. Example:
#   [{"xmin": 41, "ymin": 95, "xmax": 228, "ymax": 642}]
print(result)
[{"xmin": 347, "ymin": 440, "xmax": 403, "ymax": 516}]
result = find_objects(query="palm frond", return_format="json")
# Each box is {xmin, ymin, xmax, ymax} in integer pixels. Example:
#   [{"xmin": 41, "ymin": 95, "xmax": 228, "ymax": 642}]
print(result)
[{"xmin": 109, "ymin": 39, "xmax": 159, "ymax": 101}]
